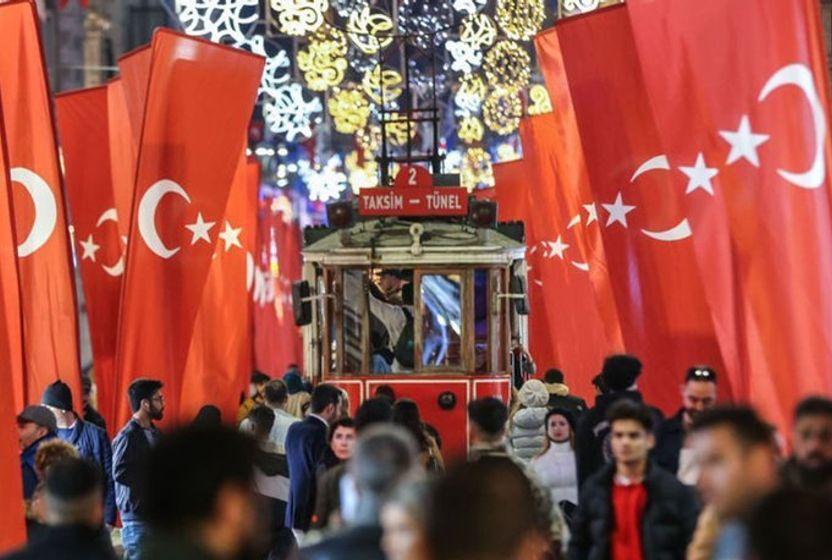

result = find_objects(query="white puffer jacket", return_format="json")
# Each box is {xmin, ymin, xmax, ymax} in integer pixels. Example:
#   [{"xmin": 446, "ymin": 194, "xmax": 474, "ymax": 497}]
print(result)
[{"xmin": 508, "ymin": 379, "xmax": 550, "ymax": 462}]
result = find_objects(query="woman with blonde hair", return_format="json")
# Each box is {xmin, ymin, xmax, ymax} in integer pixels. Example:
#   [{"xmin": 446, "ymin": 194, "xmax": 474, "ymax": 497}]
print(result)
[{"xmin": 531, "ymin": 408, "xmax": 579, "ymax": 508}]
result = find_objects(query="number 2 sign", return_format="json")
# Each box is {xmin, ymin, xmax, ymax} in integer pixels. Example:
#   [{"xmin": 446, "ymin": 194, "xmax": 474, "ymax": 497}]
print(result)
[{"xmin": 394, "ymin": 165, "xmax": 432, "ymax": 189}]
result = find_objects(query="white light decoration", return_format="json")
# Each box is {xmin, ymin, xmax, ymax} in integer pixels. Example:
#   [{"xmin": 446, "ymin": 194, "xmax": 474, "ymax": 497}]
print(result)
[
  {"xmin": 345, "ymin": 150, "xmax": 379, "ymax": 193},
  {"xmin": 444, "ymin": 149, "xmax": 463, "ymax": 172},
  {"xmin": 460, "ymin": 13, "xmax": 497, "ymax": 50},
  {"xmin": 528, "ymin": 84, "xmax": 552, "ymax": 115},
  {"xmin": 262, "ymin": 83, "xmax": 323, "ymax": 141},
  {"xmin": 563, "ymin": 0, "xmax": 601, "ymax": 14},
  {"xmin": 455, "ymin": 74, "xmax": 487, "ymax": 116},
  {"xmin": 347, "ymin": 6, "xmax": 394, "ymax": 55},
  {"xmin": 495, "ymin": 0, "xmax": 546, "ymax": 41},
  {"xmin": 269, "ymin": 0, "xmax": 328, "ymax": 36},
  {"xmin": 447, "ymin": 40, "xmax": 483, "ymax": 75},
  {"xmin": 496, "ymin": 142, "xmax": 520, "ymax": 162},
  {"xmin": 302, "ymin": 155, "xmax": 347, "ymax": 202},
  {"xmin": 399, "ymin": 0, "xmax": 454, "ymax": 51},
  {"xmin": 484, "ymin": 40, "xmax": 532, "ymax": 91},
  {"xmin": 452, "ymin": 0, "xmax": 486, "ymax": 15},
  {"xmin": 330, "ymin": 0, "xmax": 367, "ymax": 17},
  {"xmin": 175, "ymin": 0, "xmax": 260, "ymax": 50}
]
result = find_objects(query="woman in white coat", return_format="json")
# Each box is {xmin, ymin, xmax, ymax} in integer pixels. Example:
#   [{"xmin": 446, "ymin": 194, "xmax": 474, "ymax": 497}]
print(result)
[{"xmin": 531, "ymin": 408, "xmax": 579, "ymax": 507}]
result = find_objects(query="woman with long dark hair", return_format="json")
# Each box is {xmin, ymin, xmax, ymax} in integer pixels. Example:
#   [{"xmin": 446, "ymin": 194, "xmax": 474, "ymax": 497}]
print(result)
[
  {"xmin": 392, "ymin": 399, "xmax": 444, "ymax": 473},
  {"xmin": 531, "ymin": 408, "xmax": 578, "ymax": 507}
]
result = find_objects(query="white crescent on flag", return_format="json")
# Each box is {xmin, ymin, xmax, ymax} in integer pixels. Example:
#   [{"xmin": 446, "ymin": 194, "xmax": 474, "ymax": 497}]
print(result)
[{"xmin": 12, "ymin": 167, "xmax": 57, "ymax": 258}]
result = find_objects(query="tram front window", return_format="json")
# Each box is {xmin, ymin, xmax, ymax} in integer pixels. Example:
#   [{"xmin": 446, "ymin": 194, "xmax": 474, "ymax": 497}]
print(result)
[{"xmin": 421, "ymin": 273, "xmax": 462, "ymax": 369}]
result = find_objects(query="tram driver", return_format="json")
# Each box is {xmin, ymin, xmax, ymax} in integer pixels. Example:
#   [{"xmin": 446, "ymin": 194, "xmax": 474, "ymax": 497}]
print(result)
[{"xmin": 368, "ymin": 269, "xmax": 414, "ymax": 374}]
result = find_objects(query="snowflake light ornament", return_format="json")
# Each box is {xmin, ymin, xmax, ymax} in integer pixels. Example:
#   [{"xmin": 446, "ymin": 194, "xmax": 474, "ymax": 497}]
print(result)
[
  {"xmin": 455, "ymin": 74, "xmax": 487, "ymax": 116},
  {"xmin": 262, "ymin": 84, "xmax": 323, "ymax": 141},
  {"xmin": 175, "ymin": 0, "xmax": 260, "ymax": 49},
  {"xmin": 302, "ymin": 155, "xmax": 347, "ymax": 202},
  {"xmin": 269, "ymin": 0, "xmax": 328, "ymax": 36},
  {"xmin": 447, "ymin": 40, "xmax": 483, "ymax": 75}
]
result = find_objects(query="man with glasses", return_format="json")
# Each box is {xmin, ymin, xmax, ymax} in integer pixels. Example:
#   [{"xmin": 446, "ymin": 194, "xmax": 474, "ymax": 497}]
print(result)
[
  {"xmin": 781, "ymin": 396, "xmax": 832, "ymax": 495},
  {"xmin": 654, "ymin": 366, "xmax": 718, "ymax": 485},
  {"xmin": 112, "ymin": 379, "xmax": 165, "ymax": 558}
]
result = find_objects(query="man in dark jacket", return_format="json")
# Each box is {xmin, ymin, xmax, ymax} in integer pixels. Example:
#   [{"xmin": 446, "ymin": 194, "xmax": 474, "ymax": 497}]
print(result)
[
  {"xmin": 654, "ymin": 366, "xmax": 718, "ymax": 484},
  {"xmin": 301, "ymin": 424, "xmax": 418, "ymax": 560},
  {"xmin": 2, "ymin": 458, "xmax": 116, "ymax": 560},
  {"xmin": 285, "ymin": 384, "xmax": 343, "ymax": 541},
  {"xmin": 17, "ymin": 405, "xmax": 57, "ymax": 499},
  {"xmin": 569, "ymin": 400, "xmax": 698, "ymax": 560},
  {"xmin": 112, "ymin": 379, "xmax": 164, "ymax": 559},
  {"xmin": 543, "ymin": 369, "xmax": 587, "ymax": 417},
  {"xmin": 575, "ymin": 355, "xmax": 664, "ymax": 488},
  {"xmin": 81, "ymin": 375, "xmax": 107, "ymax": 431},
  {"xmin": 42, "ymin": 380, "xmax": 116, "ymax": 525},
  {"xmin": 780, "ymin": 396, "xmax": 832, "ymax": 495}
]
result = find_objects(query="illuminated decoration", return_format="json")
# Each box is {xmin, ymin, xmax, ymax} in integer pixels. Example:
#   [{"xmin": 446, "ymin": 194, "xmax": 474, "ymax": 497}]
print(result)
[
  {"xmin": 455, "ymin": 74, "xmax": 487, "ymax": 115},
  {"xmin": 269, "ymin": 0, "xmax": 327, "ymax": 36},
  {"xmin": 496, "ymin": 142, "xmax": 520, "ymax": 162},
  {"xmin": 561, "ymin": 0, "xmax": 602, "ymax": 16},
  {"xmin": 484, "ymin": 40, "xmax": 531, "ymax": 91},
  {"xmin": 347, "ymin": 6, "xmax": 394, "ymax": 55},
  {"xmin": 444, "ymin": 149, "xmax": 464, "ymax": 173},
  {"xmin": 362, "ymin": 66, "xmax": 403, "ymax": 105},
  {"xmin": 399, "ymin": 0, "xmax": 454, "ymax": 51},
  {"xmin": 460, "ymin": 13, "xmax": 497, "ymax": 50},
  {"xmin": 495, "ymin": 0, "xmax": 545, "ymax": 41},
  {"xmin": 528, "ymin": 84, "xmax": 552, "ymax": 115},
  {"xmin": 357, "ymin": 125, "xmax": 382, "ymax": 154},
  {"xmin": 458, "ymin": 116, "xmax": 484, "ymax": 144},
  {"xmin": 262, "ymin": 83, "xmax": 323, "ymax": 141},
  {"xmin": 270, "ymin": 195, "xmax": 294, "ymax": 221},
  {"xmin": 386, "ymin": 112, "xmax": 417, "ymax": 147},
  {"xmin": 447, "ymin": 40, "xmax": 482, "ymax": 75},
  {"xmin": 452, "ymin": 0, "xmax": 486, "ymax": 15},
  {"xmin": 331, "ymin": 0, "xmax": 367, "ymax": 17},
  {"xmin": 345, "ymin": 150, "xmax": 379, "ymax": 193},
  {"xmin": 301, "ymin": 155, "xmax": 347, "ymax": 202},
  {"xmin": 483, "ymin": 87, "xmax": 522, "ymax": 135},
  {"xmin": 297, "ymin": 41, "xmax": 347, "ymax": 91},
  {"xmin": 327, "ymin": 88, "xmax": 371, "ymax": 134},
  {"xmin": 461, "ymin": 147, "xmax": 495, "ymax": 191},
  {"xmin": 174, "ymin": 0, "xmax": 260, "ymax": 50},
  {"xmin": 311, "ymin": 24, "xmax": 348, "ymax": 56}
]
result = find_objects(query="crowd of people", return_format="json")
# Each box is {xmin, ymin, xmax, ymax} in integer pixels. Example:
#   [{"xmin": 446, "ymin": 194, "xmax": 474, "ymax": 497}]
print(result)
[{"xmin": 7, "ymin": 354, "xmax": 832, "ymax": 559}]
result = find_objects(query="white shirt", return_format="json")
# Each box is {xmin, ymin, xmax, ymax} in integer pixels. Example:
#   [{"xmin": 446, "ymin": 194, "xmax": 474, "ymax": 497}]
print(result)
[
  {"xmin": 240, "ymin": 407, "xmax": 300, "ymax": 502},
  {"xmin": 531, "ymin": 441, "xmax": 579, "ymax": 506}
]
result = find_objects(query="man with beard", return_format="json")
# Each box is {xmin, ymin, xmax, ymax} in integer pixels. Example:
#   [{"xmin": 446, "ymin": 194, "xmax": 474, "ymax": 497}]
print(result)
[
  {"xmin": 112, "ymin": 379, "xmax": 165, "ymax": 559},
  {"xmin": 654, "ymin": 366, "xmax": 718, "ymax": 485},
  {"xmin": 780, "ymin": 396, "xmax": 832, "ymax": 495}
]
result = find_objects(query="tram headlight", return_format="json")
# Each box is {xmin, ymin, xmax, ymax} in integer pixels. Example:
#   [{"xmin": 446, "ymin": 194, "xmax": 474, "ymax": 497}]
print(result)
[
  {"xmin": 467, "ymin": 199, "xmax": 498, "ymax": 228},
  {"xmin": 326, "ymin": 201, "xmax": 355, "ymax": 229}
]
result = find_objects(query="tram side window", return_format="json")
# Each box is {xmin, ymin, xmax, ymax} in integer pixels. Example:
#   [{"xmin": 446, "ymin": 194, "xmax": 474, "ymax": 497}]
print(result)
[
  {"xmin": 474, "ymin": 269, "xmax": 489, "ymax": 373},
  {"xmin": 368, "ymin": 268, "xmax": 414, "ymax": 373},
  {"xmin": 342, "ymin": 269, "xmax": 365, "ymax": 374},
  {"xmin": 421, "ymin": 273, "xmax": 462, "ymax": 369}
]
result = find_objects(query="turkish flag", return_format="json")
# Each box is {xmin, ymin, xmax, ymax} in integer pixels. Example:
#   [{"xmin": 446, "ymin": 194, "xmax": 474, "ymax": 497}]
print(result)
[
  {"xmin": 0, "ymin": 98, "xmax": 27, "ymax": 554},
  {"xmin": 117, "ymin": 45, "xmax": 151, "ymax": 150},
  {"xmin": 546, "ymin": 6, "xmax": 729, "ymax": 412},
  {"xmin": 627, "ymin": 0, "xmax": 832, "ymax": 427},
  {"xmin": 55, "ymin": 86, "xmax": 124, "ymax": 435},
  {"xmin": 179, "ymin": 153, "xmax": 255, "ymax": 423},
  {"xmin": 114, "ymin": 30, "xmax": 264, "ymax": 428},
  {"xmin": 0, "ymin": 0, "xmax": 81, "ymax": 406},
  {"xmin": 107, "ymin": 79, "xmax": 137, "ymax": 245}
]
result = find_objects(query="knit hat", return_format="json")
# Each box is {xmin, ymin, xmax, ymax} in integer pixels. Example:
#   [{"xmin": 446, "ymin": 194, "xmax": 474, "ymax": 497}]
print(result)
[
  {"xmin": 517, "ymin": 379, "xmax": 549, "ymax": 408},
  {"xmin": 601, "ymin": 354, "xmax": 643, "ymax": 392},
  {"xmin": 42, "ymin": 380, "xmax": 74, "ymax": 411},
  {"xmin": 17, "ymin": 405, "xmax": 57, "ymax": 433},
  {"xmin": 283, "ymin": 372, "xmax": 303, "ymax": 395}
]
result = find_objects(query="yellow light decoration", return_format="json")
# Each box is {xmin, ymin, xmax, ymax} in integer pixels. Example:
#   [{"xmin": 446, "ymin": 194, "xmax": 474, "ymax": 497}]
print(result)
[
  {"xmin": 357, "ymin": 125, "xmax": 382, "ymax": 153},
  {"xmin": 270, "ymin": 0, "xmax": 328, "ymax": 36},
  {"xmin": 297, "ymin": 42, "xmax": 347, "ymax": 91},
  {"xmin": 495, "ymin": 0, "xmax": 545, "ymax": 41},
  {"xmin": 311, "ymin": 24, "xmax": 348, "ymax": 57},
  {"xmin": 461, "ymin": 147, "xmax": 495, "ymax": 191},
  {"xmin": 528, "ymin": 84, "xmax": 552, "ymax": 115},
  {"xmin": 347, "ymin": 6, "xmax": 394, "ymax": 55},
  {"xmin": 497, "ymin": 142, "xmax": 520, "ymax": 162},
  {"xmin": 483, "ymin": 87, "xmax": 522, "ymax": 135},
  {"xmin": 346, "ymin": 150, "xmax": 379, "ymax": 193},
  {"xmin": 460, "ymin": 13, "xmax": 498, "ymax": 50},
  {"xmin": 327, "ymin": 88, "xmax": 371, "ymax": 134},
  {"xmin": 362, "ymin": 65, "xmax": 403, "ymax": 105},
  {"xmin": 458, "ymin": 116, "xmax": 484, "ymax": 144},
  {"xmin": 484, "ymin": 40, "xmax": 531, "ymax": 91},
  {"xmin": 386, "ymin": 112, "xmax": 417, "ymax": 146},
  {"xmin": 455, "ymin": 73, "xmax": 487, "ymax": 114}
]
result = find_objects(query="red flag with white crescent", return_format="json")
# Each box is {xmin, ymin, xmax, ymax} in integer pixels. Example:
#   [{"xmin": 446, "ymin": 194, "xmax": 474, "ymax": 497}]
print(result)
[
  {"xmin": 114, "ymin": 30, "xmax": 264, "ymax": 428},
  {"xmin": 0, "ymin": 0, "xmax": 82, "ymax": 406},
  {"xmin": 0, "ymin": 95, "xmax": 27, "ymax": 554},
  {"xmin": 55, "ymin": 86, "xmax": 124, "ymax": 435},
  {"xmin": 627, "ymin": 0, "xmax": 832, "ymax": 428},
  {"xmin": 546, "ymin": 6, "xmax": 729, "ymax": 412},
  {"xmin": 179, "ymin": 153, "xmax": 255, "ymax": 423}
]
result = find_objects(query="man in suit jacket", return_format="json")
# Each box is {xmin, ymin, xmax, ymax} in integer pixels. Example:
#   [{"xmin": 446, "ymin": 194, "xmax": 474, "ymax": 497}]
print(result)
[{"xmin": 285, "ymin": 384, "xmax": 344, "ymax": 541}]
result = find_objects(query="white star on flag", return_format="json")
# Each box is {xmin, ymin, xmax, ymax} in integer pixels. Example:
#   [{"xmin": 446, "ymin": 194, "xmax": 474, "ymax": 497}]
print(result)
[
  {"xmin": 544, "ymin": 235, "xmax": 570, "ymax": 260},
  {"xmin": 79, "ymin": 234, "xmax": 100, "ymax": 262},
  {"xmin": 218, "ymin": 221, "xmax": 243, "ymax": 252},
  {"xmin": 602, "ymin": 192, "xmax": 636, "ymax": 228},
  {"xmin": 185, "ymin": 212, "xmax": 215, "ymax": 245},
  {"xmin": 679, "ymin": 153, "xmax": 719, "ymax": 195},
  {"xmin": 583, "ymin": 203, "xmax": 598, "ymax": 225},
  {"xmin": 719, "ymin": 115, "xmax": 770, "ymax": 167}
]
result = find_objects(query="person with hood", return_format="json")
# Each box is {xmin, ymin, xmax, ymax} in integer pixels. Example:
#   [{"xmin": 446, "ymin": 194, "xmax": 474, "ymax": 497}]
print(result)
[
  {"xmin": 574, "ymin": 354, "xmax": 664, "ymax": 487},
  {"xmin": 508, "ymin": 379, "xmax": 550, "ymax": 462},
  {"xmin": 543, "ymin": 369, "xmax": 587, "ymax": 417}
]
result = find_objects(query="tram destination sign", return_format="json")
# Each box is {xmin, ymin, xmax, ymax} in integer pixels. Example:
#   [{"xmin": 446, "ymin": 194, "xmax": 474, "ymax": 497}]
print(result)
[{"xmin": 358, "ymin": 187, "xmax": 469, "ymax": 217}]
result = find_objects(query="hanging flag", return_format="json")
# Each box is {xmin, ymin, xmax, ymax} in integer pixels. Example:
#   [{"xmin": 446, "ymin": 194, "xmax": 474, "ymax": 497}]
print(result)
[
  {"xmin": 55, "ymin": 86, "xmax": 123, "ymax": 435},
  {"xmin": 627, "ymin": 0, "xmax": 832, "ymax": 428},
  {"xmin": 107, "ymin": 78, "xmax": 136, "ymax": 244},
  {"xmin": 179, "ymin": 153, "xmax": 255, "ymax": 423},
  {"xmin": 547, "ymin": 6, "xmax": 728, "ymax": 412},
  {"xmin": 0, "ymin": 97, "xmax": 27, "ymax": 554},
  {"xmin": 0, "ymin": 0, "xmax": 81, "ymax": 406},
  {"xmin": 117, "ymin": 45, "xmax": 151, "ymax": 150},
  {"xmin": 114, "ymin": 30, "xmax": 264, "ymax": 428}
]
